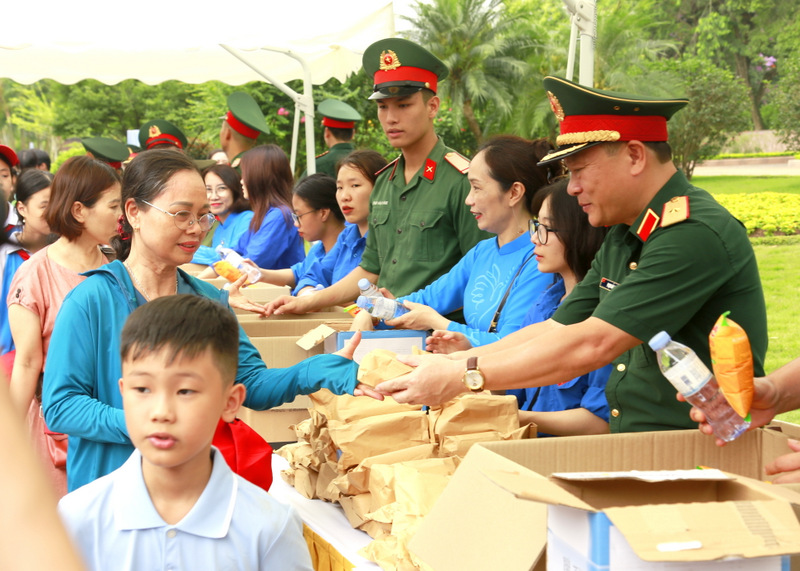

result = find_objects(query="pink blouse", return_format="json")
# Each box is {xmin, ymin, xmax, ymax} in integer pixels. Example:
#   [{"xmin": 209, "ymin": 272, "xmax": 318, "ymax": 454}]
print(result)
[{"xmin": 7, "ymin": 245, "xmax": 107, "ymax": 366}]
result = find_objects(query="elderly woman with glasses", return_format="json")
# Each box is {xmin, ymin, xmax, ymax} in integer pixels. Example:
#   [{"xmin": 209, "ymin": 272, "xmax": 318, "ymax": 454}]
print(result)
[
  {"xmin": 42, "ymin": 149, "xmax": 375, "ymax": 492},
  {"xmin": 354, "ymin": 136, "xmax": 562, "ymax": 348}
]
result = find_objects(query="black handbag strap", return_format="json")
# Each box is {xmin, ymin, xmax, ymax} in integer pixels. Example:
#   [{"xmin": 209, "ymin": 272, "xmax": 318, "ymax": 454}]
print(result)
[{"xmin": 488, "ymin": 251, "xmax": 535, "ymax": 333}]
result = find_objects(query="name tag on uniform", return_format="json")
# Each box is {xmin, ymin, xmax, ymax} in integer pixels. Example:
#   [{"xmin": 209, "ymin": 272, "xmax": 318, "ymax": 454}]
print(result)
[{"xmin": 599, "ymin": 277, "xmax": 619, "ymax": 291}]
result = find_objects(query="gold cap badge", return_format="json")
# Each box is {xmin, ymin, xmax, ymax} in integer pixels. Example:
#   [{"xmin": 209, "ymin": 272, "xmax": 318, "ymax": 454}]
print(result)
[
  {"xmin": 379, "ymin": 49, "xmax": 401, "ymax": 71},
  {"xmin": 149, "ymin": 125, "xmax": 162, "ymax": 137},
  {"xmin": 547, "ymin": 91, "xmax": 565, "ymax": 122}
]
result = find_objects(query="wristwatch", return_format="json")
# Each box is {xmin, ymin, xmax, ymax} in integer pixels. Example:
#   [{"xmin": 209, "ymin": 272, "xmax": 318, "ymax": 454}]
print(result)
[{"xmin": 462, "ymin": 356, "xmax": 485, "ymax": 392}]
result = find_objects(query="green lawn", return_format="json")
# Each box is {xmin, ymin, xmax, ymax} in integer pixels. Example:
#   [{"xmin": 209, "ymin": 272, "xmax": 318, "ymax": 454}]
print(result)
[
  {"xmin": 755, "ymin": 242, "xmax": 800, "ymax": 424},
  {"xmin": 694, "ymin": 175, "xmax": 800, "ymax": 195}
]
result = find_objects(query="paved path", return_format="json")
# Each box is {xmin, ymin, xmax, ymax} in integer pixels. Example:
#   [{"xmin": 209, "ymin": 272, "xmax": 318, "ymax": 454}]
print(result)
[{"xmin": 693, "ymin": 159, "xmax": 800, "ymax": 177}]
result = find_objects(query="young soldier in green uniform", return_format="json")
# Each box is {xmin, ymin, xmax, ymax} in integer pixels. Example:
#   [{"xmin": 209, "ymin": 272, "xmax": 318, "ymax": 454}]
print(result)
[
  {"xmin": 301, "ymin": 98, "xmax": 361, "ymax": 178},
  {"xmin": 219, "ymin": 91, "xmax": 270, "ymax": 172},
  {"xmin": 372, "ymin": 76, "xmax": 768, "ymax": 433},
  {"xmin": 266, "ymin": 38, "xmax": 489, "ymax": 317}
]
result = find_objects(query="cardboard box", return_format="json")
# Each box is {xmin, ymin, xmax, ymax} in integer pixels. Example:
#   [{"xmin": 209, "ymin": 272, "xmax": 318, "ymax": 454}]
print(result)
[
  {"xmin": 410, "ymin": 427, "xmax": 800, "ymax": 571},
  {"xmin": 237, "ymin": 406, "xmax": 309, "ymax": 444},
  {"xmin": 296, "ymin": 328, "xmax": 428, "ymax": 364},
  {"xmin": 238, "ymin": 313, "xmax": 352, "ymax": 338},
  {"xmin": 495, "ymin": 468, "xmax": 797, "ymax": 570}
]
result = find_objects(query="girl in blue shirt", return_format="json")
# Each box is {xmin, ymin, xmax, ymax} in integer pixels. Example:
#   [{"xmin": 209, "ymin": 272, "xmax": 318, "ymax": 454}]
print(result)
[
  {"xmin": 192, "ymin": 164, "xmax": 253, "ymax": 266},
  {"xmin": 294, "ymin": 150, "xmax": 388, "ymax": 293},
  {"xmin": 233, "ymin": 145, "xmax": 304, "ymax": 269},
  {"xmin": 252, "ymin": 173, "xmax": 345, "ymax": 295}
]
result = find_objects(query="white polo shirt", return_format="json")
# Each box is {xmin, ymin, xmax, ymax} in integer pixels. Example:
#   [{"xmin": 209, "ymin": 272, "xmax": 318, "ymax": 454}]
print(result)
[{"xmin": 58, "ymin": 447, "xmax": 312, "ymax": 571}]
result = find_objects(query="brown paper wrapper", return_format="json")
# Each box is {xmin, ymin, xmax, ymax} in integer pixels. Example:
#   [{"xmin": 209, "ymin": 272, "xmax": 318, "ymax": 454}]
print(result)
[
  {"xmin": 334, "ymin": 444, "xmax": 437, "ymax": 496},
  {"xmin": 338, "ymin": 492, "xmax": 373, "ymax": 528},
  {"xmin": 310, "ymin": 388, "xmax": 422, "ymax": 423},
  {"xmin": 356, "ymin": 349, "xmax": 414, "ymax": 387},
  {"xmin": 429, "ymin": 393, "xmax": 520, "ymax": 443},
  {"xmin": 315, "ymin": 461, "xmax": 342, "ymax": 503},
  {"xmin": 327, "ymin": 411, "xmax": 430, "ymax": 471}
]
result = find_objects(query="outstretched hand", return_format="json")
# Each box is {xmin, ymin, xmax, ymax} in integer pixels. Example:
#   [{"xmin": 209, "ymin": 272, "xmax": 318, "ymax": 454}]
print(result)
[
  {"xmin": 264, "ymin": 294, "xmax": 310, "ymax": 317},
  {"xmin": 426, "ymin": 330, "xmax": 472, "ymax": 354},
  {"xmin": 765, "ymin": 439, "xmax": 800, "ymax": 483},
  {"xmin": 374, "ymin": 353, "xmax": 466, "ymax": 405},
  {"xmin": 227, "ymin": 274, "xmax": 268, "ymax": 316}
]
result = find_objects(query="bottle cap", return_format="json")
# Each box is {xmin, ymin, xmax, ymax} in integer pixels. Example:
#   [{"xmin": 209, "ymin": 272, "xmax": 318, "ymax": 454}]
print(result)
[
  {"xmin": 358, "ymin": 278, "xmax": 372, "ymax": 290},
  {"xmin": 355, "ymin": 295, "xmax": 369, "ymax": 309},
  {"xmin": 648, "ymin": 331, "xmax": 671, "ymax": 351}
]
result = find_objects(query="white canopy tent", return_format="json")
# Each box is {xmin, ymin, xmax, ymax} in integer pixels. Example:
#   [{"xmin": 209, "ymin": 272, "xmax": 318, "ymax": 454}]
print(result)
[{"xmin": 0, "ymin": 0, "xmax": 396, "ymax": 173}]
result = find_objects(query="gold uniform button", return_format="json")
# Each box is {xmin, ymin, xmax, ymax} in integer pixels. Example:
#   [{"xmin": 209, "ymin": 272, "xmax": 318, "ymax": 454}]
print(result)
[
  {"xmin": 629, "ymin": 262, "xmax": 638, "ymax": 270},
  {"xmin": 611, "ymin": 409, "xmax": 620, "ymax": 417},
  {"xmin": 616, "ymin": 363, "xmax": 626, "ymax": 372}
]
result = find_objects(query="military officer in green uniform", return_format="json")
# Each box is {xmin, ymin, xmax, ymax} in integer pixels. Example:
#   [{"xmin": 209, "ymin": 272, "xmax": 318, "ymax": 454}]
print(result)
[
  {"xmin": 265, "ymin": 37, "xmax": 489, "ymax": 317},
  {"xmin": 372, "ymin": 76, "xmax": 768, "ymax": 434},
  {"xmin": 81, "ymin": 137, "xmax": 130, "ymax": 171},
  {"xmin": 219, "ymin": 91, "xmax": 270, "ymax": 172},
  {"xmin": 300, "ymin": 98, "xmax": 361, "ymax": 178}
]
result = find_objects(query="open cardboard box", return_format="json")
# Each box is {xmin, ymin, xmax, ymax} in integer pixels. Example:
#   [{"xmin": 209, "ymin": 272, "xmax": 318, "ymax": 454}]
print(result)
[
  {"xmin": 410, "ymin": 425, "xmax": 800, "ymax": 571},
  {"xmin": 237, "ymin": 312, "xmax": 353, "ymax": 338}
]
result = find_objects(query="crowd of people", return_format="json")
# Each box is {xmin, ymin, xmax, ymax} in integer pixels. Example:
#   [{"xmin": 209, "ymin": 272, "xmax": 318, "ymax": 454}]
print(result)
[{"xmin": 2, "ymin": 34, "xmax": 799, "ymax": 571}]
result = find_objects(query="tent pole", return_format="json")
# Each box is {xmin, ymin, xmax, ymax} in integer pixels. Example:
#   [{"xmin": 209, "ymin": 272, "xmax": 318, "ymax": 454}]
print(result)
[{"xmin": 220, "ymin": 44, "xmax": 316, "ymax": 173}]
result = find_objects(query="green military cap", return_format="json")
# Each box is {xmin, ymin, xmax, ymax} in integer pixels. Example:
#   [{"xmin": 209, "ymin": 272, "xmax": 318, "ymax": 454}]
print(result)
[
  {"xmin": 81, "ymin": 137, "xmax": 130, "ymax": 168},
  {"xmin": 193, "ymin": 159, "xmax": 216, "ymax": 171},
  {"xmin": 224, "ymin": 92, "xmax": 270, "ymax": 138},
  {"xmin": 317, "ymin": 99, "xmax": 362, "ymax": 128},
  {"xmin": 138, "ymin": 119, "xmax": 188, "ymax": 151},
  {"xmin": 539, "ymin": 76, "xmax": 689, "ymax": 165},
  {"xmin": 362, "ymin": 38, "xmax": 449, "ymax": 100}
]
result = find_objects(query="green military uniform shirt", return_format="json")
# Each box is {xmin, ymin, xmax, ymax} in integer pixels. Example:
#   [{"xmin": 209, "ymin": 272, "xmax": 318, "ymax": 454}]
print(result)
[
  {"xmin": 553, "ymin": 170, "xmax": 767, "ymax": 432},
  {"xmin": 302, "ymin": 142, "xmax": 354, "ymax": 178},
  {"xmin": 359, "ymin": 137, "xmax": 490, "ymax": 299}
]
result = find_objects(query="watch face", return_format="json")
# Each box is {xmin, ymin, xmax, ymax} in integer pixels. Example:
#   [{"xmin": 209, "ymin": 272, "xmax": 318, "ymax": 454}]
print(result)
[{"xmin": 464, "ymin": 369, "xmax": 484, "ymax": 391}]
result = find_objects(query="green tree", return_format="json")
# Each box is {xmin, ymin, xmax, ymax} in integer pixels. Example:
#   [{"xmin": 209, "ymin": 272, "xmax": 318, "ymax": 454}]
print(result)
[
  {"xmin": 404, "ymin": 0, "xmax": 535, "ymax": 143},
  {"xmin": 650, "ymin": 0, "xmax": 796, "ymax": 130},
  {"xmin": 770, "ymin": 58, "xmax": 800, "ymax": 150},
  {"xmin": 654, "ymin": 57, "xmax": 750, "ymax": 178}
]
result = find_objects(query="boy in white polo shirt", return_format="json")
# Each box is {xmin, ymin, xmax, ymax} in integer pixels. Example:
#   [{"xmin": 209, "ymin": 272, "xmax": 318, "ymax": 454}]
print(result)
[{"xmin": 58, "ymin": 294, "xmax": 312, "ymax": 571}]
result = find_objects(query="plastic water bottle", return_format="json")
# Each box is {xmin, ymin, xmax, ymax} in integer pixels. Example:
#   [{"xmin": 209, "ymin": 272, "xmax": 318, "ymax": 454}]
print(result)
[
  {"xmin": 356, "ymin": 295, "xmax": 409, "ymax": 321},
  {"xmin": 358, "ymin": 278, "xmax": 383, "ymax": 299},
  {"xmin": 648, "ymin": 331, "xmax": 749, "ymax": 442},
  {"xmin": 214, "ymin": 245, "xmax": 261, "ymax": 284}
]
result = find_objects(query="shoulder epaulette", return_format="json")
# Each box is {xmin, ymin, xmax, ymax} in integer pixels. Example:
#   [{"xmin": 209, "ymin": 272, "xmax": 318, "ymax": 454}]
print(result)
[
  {"xmin": 660, "ymin": 196, "xmax": 690, "ymax": 228},
  {"xmin": 375, "ymin": 156, "xmax": 400, "ymax": 177},
  {"xmin": 315, "ymin": 150, "xmax": 330, "ymax": 159},
  {"xmin": 444, "ymin": 151, "xmax": 470, "ymax": 174}
]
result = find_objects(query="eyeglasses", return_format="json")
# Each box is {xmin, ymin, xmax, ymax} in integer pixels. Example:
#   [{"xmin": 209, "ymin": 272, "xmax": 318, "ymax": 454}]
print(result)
[
  {"xmin": 291, "ymin": 209, "xmax": 319, "ymax": 225},
  {"xmin": 140, "ymin": 200, "xmax": 216, "ymax": 232},
  {"xmin": 206, "ymin": 184, "xmax": 230, "ymax": 196},
  {"xmin": 529, "ymin": 219, "xmax": 560, "ymax": 245}
]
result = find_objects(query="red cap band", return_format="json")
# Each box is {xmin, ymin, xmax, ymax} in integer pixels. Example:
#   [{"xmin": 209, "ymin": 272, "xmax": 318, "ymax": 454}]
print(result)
[
  {"xmin": 373, "ymin": 66, "xmax": 438, "ymax": 93},
  {"xmin": 146, "ymin": 133, "xmax": 183, "ymax": 150},
  {"xmin": 226, "ymin": 110, "xmax": 260, "ymax": 139},
  {"xmin": 560, "ymin": 115, "xmax": 668, "ymax": 142},
  {"xmin": 322, "ymin": 117, "xmax": 355, "ymax": 129},
  {"xmin": 107, "ymin": 161, "xmax": 122, "ymax": 169}
]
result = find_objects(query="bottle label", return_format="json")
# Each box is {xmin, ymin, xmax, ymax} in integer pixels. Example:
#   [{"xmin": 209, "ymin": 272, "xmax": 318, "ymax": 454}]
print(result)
[{"xmin": 664, "ymin": 352, "xmax": 712, "ymax": 396}]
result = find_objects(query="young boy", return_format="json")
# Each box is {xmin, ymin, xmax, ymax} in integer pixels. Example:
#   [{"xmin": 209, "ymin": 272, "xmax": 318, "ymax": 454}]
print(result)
[{"xmin": 58, "ymin": 295, "xmax": 313, "ymax": 571}]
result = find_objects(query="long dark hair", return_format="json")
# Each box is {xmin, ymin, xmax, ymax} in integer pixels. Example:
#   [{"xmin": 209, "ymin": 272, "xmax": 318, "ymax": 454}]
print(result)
[
  {"xmin": 111, "ymin": 149, "xmax": 199, "ymax": 261},
  {"xmin": 240, "ymin": 144, "xmax": 294, "ymax": 231},
  {"xmin": 477, "ymin": 135, "xmax": 564, "ymax": 214},
  {"xmin": 293, "ymin": 173, "xmax": 343, "ymax": 222},
  {"xmin": 531, "ymin": 178, "xmax": 607, "ymax": 281},
  {"xmin": 203, "ymin": 163, "xmax": 249, "ymax": 214}
]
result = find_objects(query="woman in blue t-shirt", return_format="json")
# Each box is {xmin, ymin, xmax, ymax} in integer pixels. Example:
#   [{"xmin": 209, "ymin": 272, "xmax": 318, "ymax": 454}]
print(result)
[
  {"xmin": 233, "ymin": 145, "xmax": 304, "ymax": 269},
  {"xmin": 192, "ymin": 164, "xmax": 253, "ymax": 267}
]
